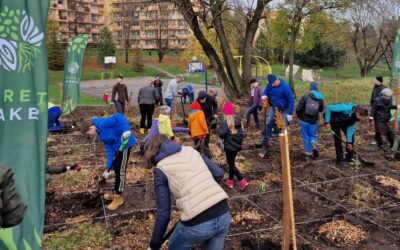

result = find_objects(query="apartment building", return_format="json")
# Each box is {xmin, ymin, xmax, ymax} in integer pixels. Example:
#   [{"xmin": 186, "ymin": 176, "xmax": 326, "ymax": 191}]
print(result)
[
  {"xmin": 48, "ymin": 0, "xmax": 105, "ymax": 44},
  {"xmin": 111, "ymin": 0, "xmax": 192, "ymax": 50}
]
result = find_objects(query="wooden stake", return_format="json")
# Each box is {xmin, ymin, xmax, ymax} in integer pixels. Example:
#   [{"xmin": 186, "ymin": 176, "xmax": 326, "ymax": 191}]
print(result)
[
  {"xmin": 335, "ymin": 83, "xmax": 339, "ymax": 103},
  {"xmin": 280, "ymin": 130, "xmax": 297, "ymax": 250}
]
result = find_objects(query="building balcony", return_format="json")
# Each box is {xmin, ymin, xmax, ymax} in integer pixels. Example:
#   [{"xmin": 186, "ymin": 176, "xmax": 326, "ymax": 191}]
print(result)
[
  {"xmin": 59, "ymin": 27, "xmax": 70, "ymax": 33},
  {"xmin": 91, "ymin": 28, "xmax": 100, "ymax": 34},
  {"xmin": 91, "ymin": 8, "xmax": 99, "ymax": 14}
]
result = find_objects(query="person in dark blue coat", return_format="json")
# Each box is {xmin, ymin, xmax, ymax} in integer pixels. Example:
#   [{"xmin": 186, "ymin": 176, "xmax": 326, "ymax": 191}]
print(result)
[
  {"xmin": 48, "ymin": 102, "xmax": 63, "ymax": 131},
  {"xmin": 259, "ymin": 74, "xmax": 294, "ymax": 158},
  {"xmin": 81, "ymin": 113, "xmax": 136, "ymax": 210}
]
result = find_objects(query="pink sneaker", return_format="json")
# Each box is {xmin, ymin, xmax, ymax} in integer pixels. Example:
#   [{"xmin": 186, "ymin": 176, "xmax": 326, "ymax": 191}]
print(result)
[
  {"xmin": 239, "ymin": 179, "xmax": 248, "ymax": 191},
  {"xmin": 225, "ymin": 179, "xmax": 234, "ymax": 189}
]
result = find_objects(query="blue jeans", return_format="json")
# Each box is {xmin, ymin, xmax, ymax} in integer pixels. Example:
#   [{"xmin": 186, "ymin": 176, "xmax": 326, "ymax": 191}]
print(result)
[
  {"xmin": 246, "ymin": 105, "xmax": 260, "ymax": 128},
  {"xmin": 263, "ymin": 108, "xmax": 289, "ymax": 145},
  {"xmin": 115, "ymin": 101, "xmax": 125, "ymax": 114},
  {"xmin": 168, "ymin": 211, "xmax": 230, "ymax": 250},
  {"xmin": 300, "ymin": 120, "xmax": 317, "ymax": 154},
  {"xmin": 165, "ymin": 98, "xmax": 174, "ymax": 112}
]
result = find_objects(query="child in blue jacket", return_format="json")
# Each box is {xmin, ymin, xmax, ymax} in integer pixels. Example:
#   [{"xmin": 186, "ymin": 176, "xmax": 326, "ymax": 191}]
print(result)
[
  {"xmin": 259, "ymin": 74, "xmax": 294, "ymax": 158},
  {"xmin": 296, "ymin": 82, "xmax": 324, "ymax": 162},
  {"xmin": 324, "ymin": 103, "xmax": 368, "ymax": 166},
  {"xmin": 82, "ymin": 113, "xmax": 136, "ymax": 210}
]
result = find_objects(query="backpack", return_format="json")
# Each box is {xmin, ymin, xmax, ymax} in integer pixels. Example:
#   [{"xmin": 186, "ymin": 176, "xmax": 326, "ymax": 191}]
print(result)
[{"xmin": 304, "ymin": 96, "xmax": 319, "ymax": 117}]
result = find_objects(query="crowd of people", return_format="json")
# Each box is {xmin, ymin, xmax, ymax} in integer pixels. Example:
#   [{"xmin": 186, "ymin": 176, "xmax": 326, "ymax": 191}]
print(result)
[{"xmin": 78, "ymin": 73, "xmax": 399, "ymax": 250}]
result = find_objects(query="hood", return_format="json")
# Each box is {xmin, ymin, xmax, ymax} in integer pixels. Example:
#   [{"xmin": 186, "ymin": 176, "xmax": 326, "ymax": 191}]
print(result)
[
  {"xmin": 158, "ymin": 114, "xmax": 169, "ymax": 123},
  {"xmin": 309, "ymin": 90, "xmax": 323, "ymax": 101},
  {"xmin": 91, "ymin": 117, "xmax": 103, "ymax": 129},
  {"xmin": 154, "ymin": 141, "xmax": 182, "ymax": 163},
  {"xmin": 189, "ymin": 109, "xmax": 200, "ymax": 118}
]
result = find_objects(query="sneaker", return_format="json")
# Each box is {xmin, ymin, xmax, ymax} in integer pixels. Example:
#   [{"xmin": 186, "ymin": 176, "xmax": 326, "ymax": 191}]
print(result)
[
  {"xmin": 311, "ymin": 142, "xmax": 319, "ymax": 158},
  {"xmin": 385, "ymin": 153, "xmax": 395, "ymax": 161},
  {"xmin": 259, "ymin": 149, "xmax": 268, "ymax": 159},
  {"xmin": 107, "ymin": 194, "xmax": 124, "ymax": 210},
  {"xmin": 225, "ymin": 179, "xmax": 234, "ymax": 189},
  {"xmin": 239, "ymin": 179, "xmax": 249, "ymax": 191}
]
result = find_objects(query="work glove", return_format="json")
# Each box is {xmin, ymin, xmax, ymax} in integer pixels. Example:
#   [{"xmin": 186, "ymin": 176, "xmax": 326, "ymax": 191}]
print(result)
[
  {"xmin": 69, "ymin": 163, "xmax": 81, "ymax": 171},
  {"xmin": 110, "ymin": 101, "xmax": 114, "ymax": 106},
  {"xmin": 346, "ymin": 143, "xmax": 353, "ymax": 151},
  {"xmin": 261, "ymin": 95, "xmax": 267, "ymax": 100},
  {"xmin": 286, "ymin": 115, "xmax": 293, "ymax": 122},
  {"xmin": 214, "ymin": 114, "xmax": 218, "ymax": 119},
  {"xmin": 103, "ymin": 170, "xmax": 112, "ymax": 179},
  {"xmin": 122, "ymin": 131, "xmax": 131, "ymax": 139}
]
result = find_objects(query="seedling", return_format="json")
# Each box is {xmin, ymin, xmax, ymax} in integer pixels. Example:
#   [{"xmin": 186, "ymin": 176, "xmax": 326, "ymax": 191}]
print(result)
[
  {"xmin": 242, "ymin": 160, "xmax": 251, "ymax": 173},
  {"xmin": 72, "ymin": 145, "xmax": 81, "ymax": 155}
]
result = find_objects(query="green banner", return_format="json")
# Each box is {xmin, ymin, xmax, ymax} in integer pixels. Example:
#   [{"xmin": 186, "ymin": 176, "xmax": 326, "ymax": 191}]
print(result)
[
  {"xmin": 62, "ymin": 34, "xmax": 89, "ymax": 115},
  {"xmin": 392, "ymin": 28, "xmax": 400, "ymax": 86},
  {"xmin": 0, "ymin": 1, "xmax": 49, "ymax": 249}
]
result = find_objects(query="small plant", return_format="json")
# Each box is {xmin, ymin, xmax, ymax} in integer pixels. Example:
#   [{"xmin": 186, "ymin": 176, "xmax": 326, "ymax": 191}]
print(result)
[
  {"xmin": 72, "ymin": 145, "xmax": 81, "ymax": 155},
  {"xmin": 318, "ymin": 219, "xmax": 367, "ymax": 246},
  {"xmin": 350, "ymin": 156, "xmax": 361, "ymax": 170},
  {"xmin": 242, "ymin": 160, "xmax": 251, "ymax": 173}
]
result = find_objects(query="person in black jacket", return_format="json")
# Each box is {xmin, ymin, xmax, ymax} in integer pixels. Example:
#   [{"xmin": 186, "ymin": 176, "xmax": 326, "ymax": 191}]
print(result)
[
  {"xmin": 296, "ymin": 82, "xmax": 324, "ymax": 161},
  {"xmin": 138, "ymin": 80, "xmax": 160, "ymax": 134},
  {"xmin": 0, "ymin": 164, "xmax": 27, "ymax": 228},
  {"xmin": 369, "ymin": 88, "xmax": 399, "ymax": 150},
  {"xmin": 197, "ymin": 90, "xmax": 218, "ymax": 148},
  {"xmin": 217, "ymin": 102, "xmax": 248, "ymax": 191},
  {"xmin": 153, "ymin": 75, "xmax": 163, "ymax": 106},
  {"xmin": 370, "ymin": 76, "xmax": 386, "ymax": 106}
]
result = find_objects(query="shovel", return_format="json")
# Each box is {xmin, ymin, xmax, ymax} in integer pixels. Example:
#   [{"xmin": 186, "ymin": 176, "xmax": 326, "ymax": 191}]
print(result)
[{"xmin": 180, "ymin": 96, "xmax": 189, "ymax": 126}]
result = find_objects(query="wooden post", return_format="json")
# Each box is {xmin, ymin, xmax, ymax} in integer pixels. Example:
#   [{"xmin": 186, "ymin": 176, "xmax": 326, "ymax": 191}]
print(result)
[
  {"xmin": 335, "ymin": 83, "xmax": 339, "ymax": 103},
  {"xmin": 280, "ymin": 129, "xmax": 297, "ymax": 250}
]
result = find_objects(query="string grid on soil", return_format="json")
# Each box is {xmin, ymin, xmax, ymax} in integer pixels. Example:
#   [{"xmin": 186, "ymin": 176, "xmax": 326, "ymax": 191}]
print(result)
[{"xmin": 44, "ymin": 106, "xmax": 400, "ymax": 249}]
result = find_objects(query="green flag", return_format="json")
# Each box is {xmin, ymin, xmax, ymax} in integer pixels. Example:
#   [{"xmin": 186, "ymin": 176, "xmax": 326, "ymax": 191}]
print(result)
[
  {"xmin": 0, "ymin": 1, "xmax": 49, "ymax": 249},
  {"xmin": 62, "ymin": 34, "xmax": 89, "ymax": 115},
  {"xmin": 392, "ymin": 29, "xmax": 400, "ymax": 85}
]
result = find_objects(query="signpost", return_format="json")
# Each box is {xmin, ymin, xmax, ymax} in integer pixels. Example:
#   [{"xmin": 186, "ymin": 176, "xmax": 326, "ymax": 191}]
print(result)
[
  {"xmin": 188, "ymin": 60, "xmax": 209, "ymax": 92},
  {"xmin": 104, "ymin": 56, "xmax": 116, "ymax": 80}
]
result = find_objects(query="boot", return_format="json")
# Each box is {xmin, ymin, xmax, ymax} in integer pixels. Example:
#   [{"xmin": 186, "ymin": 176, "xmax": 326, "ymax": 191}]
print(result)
[
  {"xmin": 336, "ymin": 159, "xmax": 346, "ymax": 168},
  {"xmin": 225, "ymin": 179, "xmax": 234, "ymax": 189},
  {"xmin": 239, "ymin": 179, "xmax": 249, "ymax": 191},
  {"xmin": 107, "ymin": 194, "xmax": 123, "ymax": 210},
  {"xmin": 311, "ymin": 141, "xmax": 319, "ymax": 158},
  {"xmin": 140, "ymin": 128, "xmax": 145, "ymax": 134},
  {"xmin": 103, "ymin": 192, "xmax": 114, "ymax": 201}
]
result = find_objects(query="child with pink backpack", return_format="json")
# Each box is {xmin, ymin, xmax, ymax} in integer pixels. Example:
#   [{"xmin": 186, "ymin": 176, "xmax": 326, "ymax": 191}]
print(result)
[{"xmin": 217, "ymin": 102, "xmax": 248, "ymax": 190}]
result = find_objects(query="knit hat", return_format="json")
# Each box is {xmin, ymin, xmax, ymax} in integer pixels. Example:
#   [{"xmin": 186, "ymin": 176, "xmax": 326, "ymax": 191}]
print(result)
[
  {"xmin": 198, "ymin": 90, "xmax": 207, "ymax": 99},
  {"xmin": 267, "ymin": 74, "xmax": 278, "ymax": 85},
  {"xmin": 191, "ymin": 101, "xmax": 201, "ymax": 111},
  {"xmin": 222, "ymin": 102, "xmax": 234, "ymax": 115},
  {"xmin": 249, "ymin": 78, "xmax": 257, "ymax": 84},
  {"xmin": 310, "ymin": 82, "xmax": 318, "ymax": 91},
  {"xmin": 376, "ymin": 76, "xmax": 383, "ymax": 83},
  {"xmin": 160, "ymin": 105, "xmax": 171, "ymax": 115}
]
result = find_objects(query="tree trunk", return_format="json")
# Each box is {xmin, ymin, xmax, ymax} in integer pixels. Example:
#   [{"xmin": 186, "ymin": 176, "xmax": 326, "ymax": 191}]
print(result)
[
  {"xmin": 158, "ymin": 50, "xmax": 164, "ymax": 62},
  {"xmin": 125, "ymin": 49, "xmax": 128, "ymax": 63},
  {"xmin": 210, "ymin": 0, "xmax": 242, "ymax": 96},
  {"xmin": 288, "ymin": 21, "xmax": 299, "ymax": 97},
  {"xmin": 176, "ymin": 0, "xmax": 240, "ymax": 100},
  {"xmin": 242, "ymin": 0, "xmax": 271, "ymax": 93}
]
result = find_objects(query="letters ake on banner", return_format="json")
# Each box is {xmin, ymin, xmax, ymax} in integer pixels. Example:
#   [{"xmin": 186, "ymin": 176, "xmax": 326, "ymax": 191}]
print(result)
[
  {"xmin": 62, "ymin": 34, "xmax": 89, "ymax": 115},
  {"xmin": 0, "ymin": 1, "xmax": 50, "ymax": 249}
]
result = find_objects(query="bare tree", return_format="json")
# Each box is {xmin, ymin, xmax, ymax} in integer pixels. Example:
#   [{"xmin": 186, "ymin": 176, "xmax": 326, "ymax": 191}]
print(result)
[
  {"xmin": 279, "ymin": 0, "xmax": 351, "ymax": 95},
  {"xmin": 151, "ymin": 0, "xmax": 271, "ymax": 100},
  {"xmin": 349, "ymin": 0, "xmax": 400, "ymax": 77}
]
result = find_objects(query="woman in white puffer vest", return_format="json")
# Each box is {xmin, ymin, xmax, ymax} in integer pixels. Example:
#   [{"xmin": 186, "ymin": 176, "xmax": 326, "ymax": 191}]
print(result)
[{"xmin": 144, "ymin": 134, "xmax": 230, "ymax": 250}]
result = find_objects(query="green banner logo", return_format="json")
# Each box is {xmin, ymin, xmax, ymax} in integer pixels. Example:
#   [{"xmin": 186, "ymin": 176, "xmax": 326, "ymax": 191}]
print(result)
[
  {"xmin": 0, "ymin": 0, "xmax": 49, "ymax": 249},
  {"xmin": 0, "ymin": 6, "xmax": 44, "ymax": 73},
  {"xmin": 62, "ymin": 34, "xmax": 89, "ymax": 115}
]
